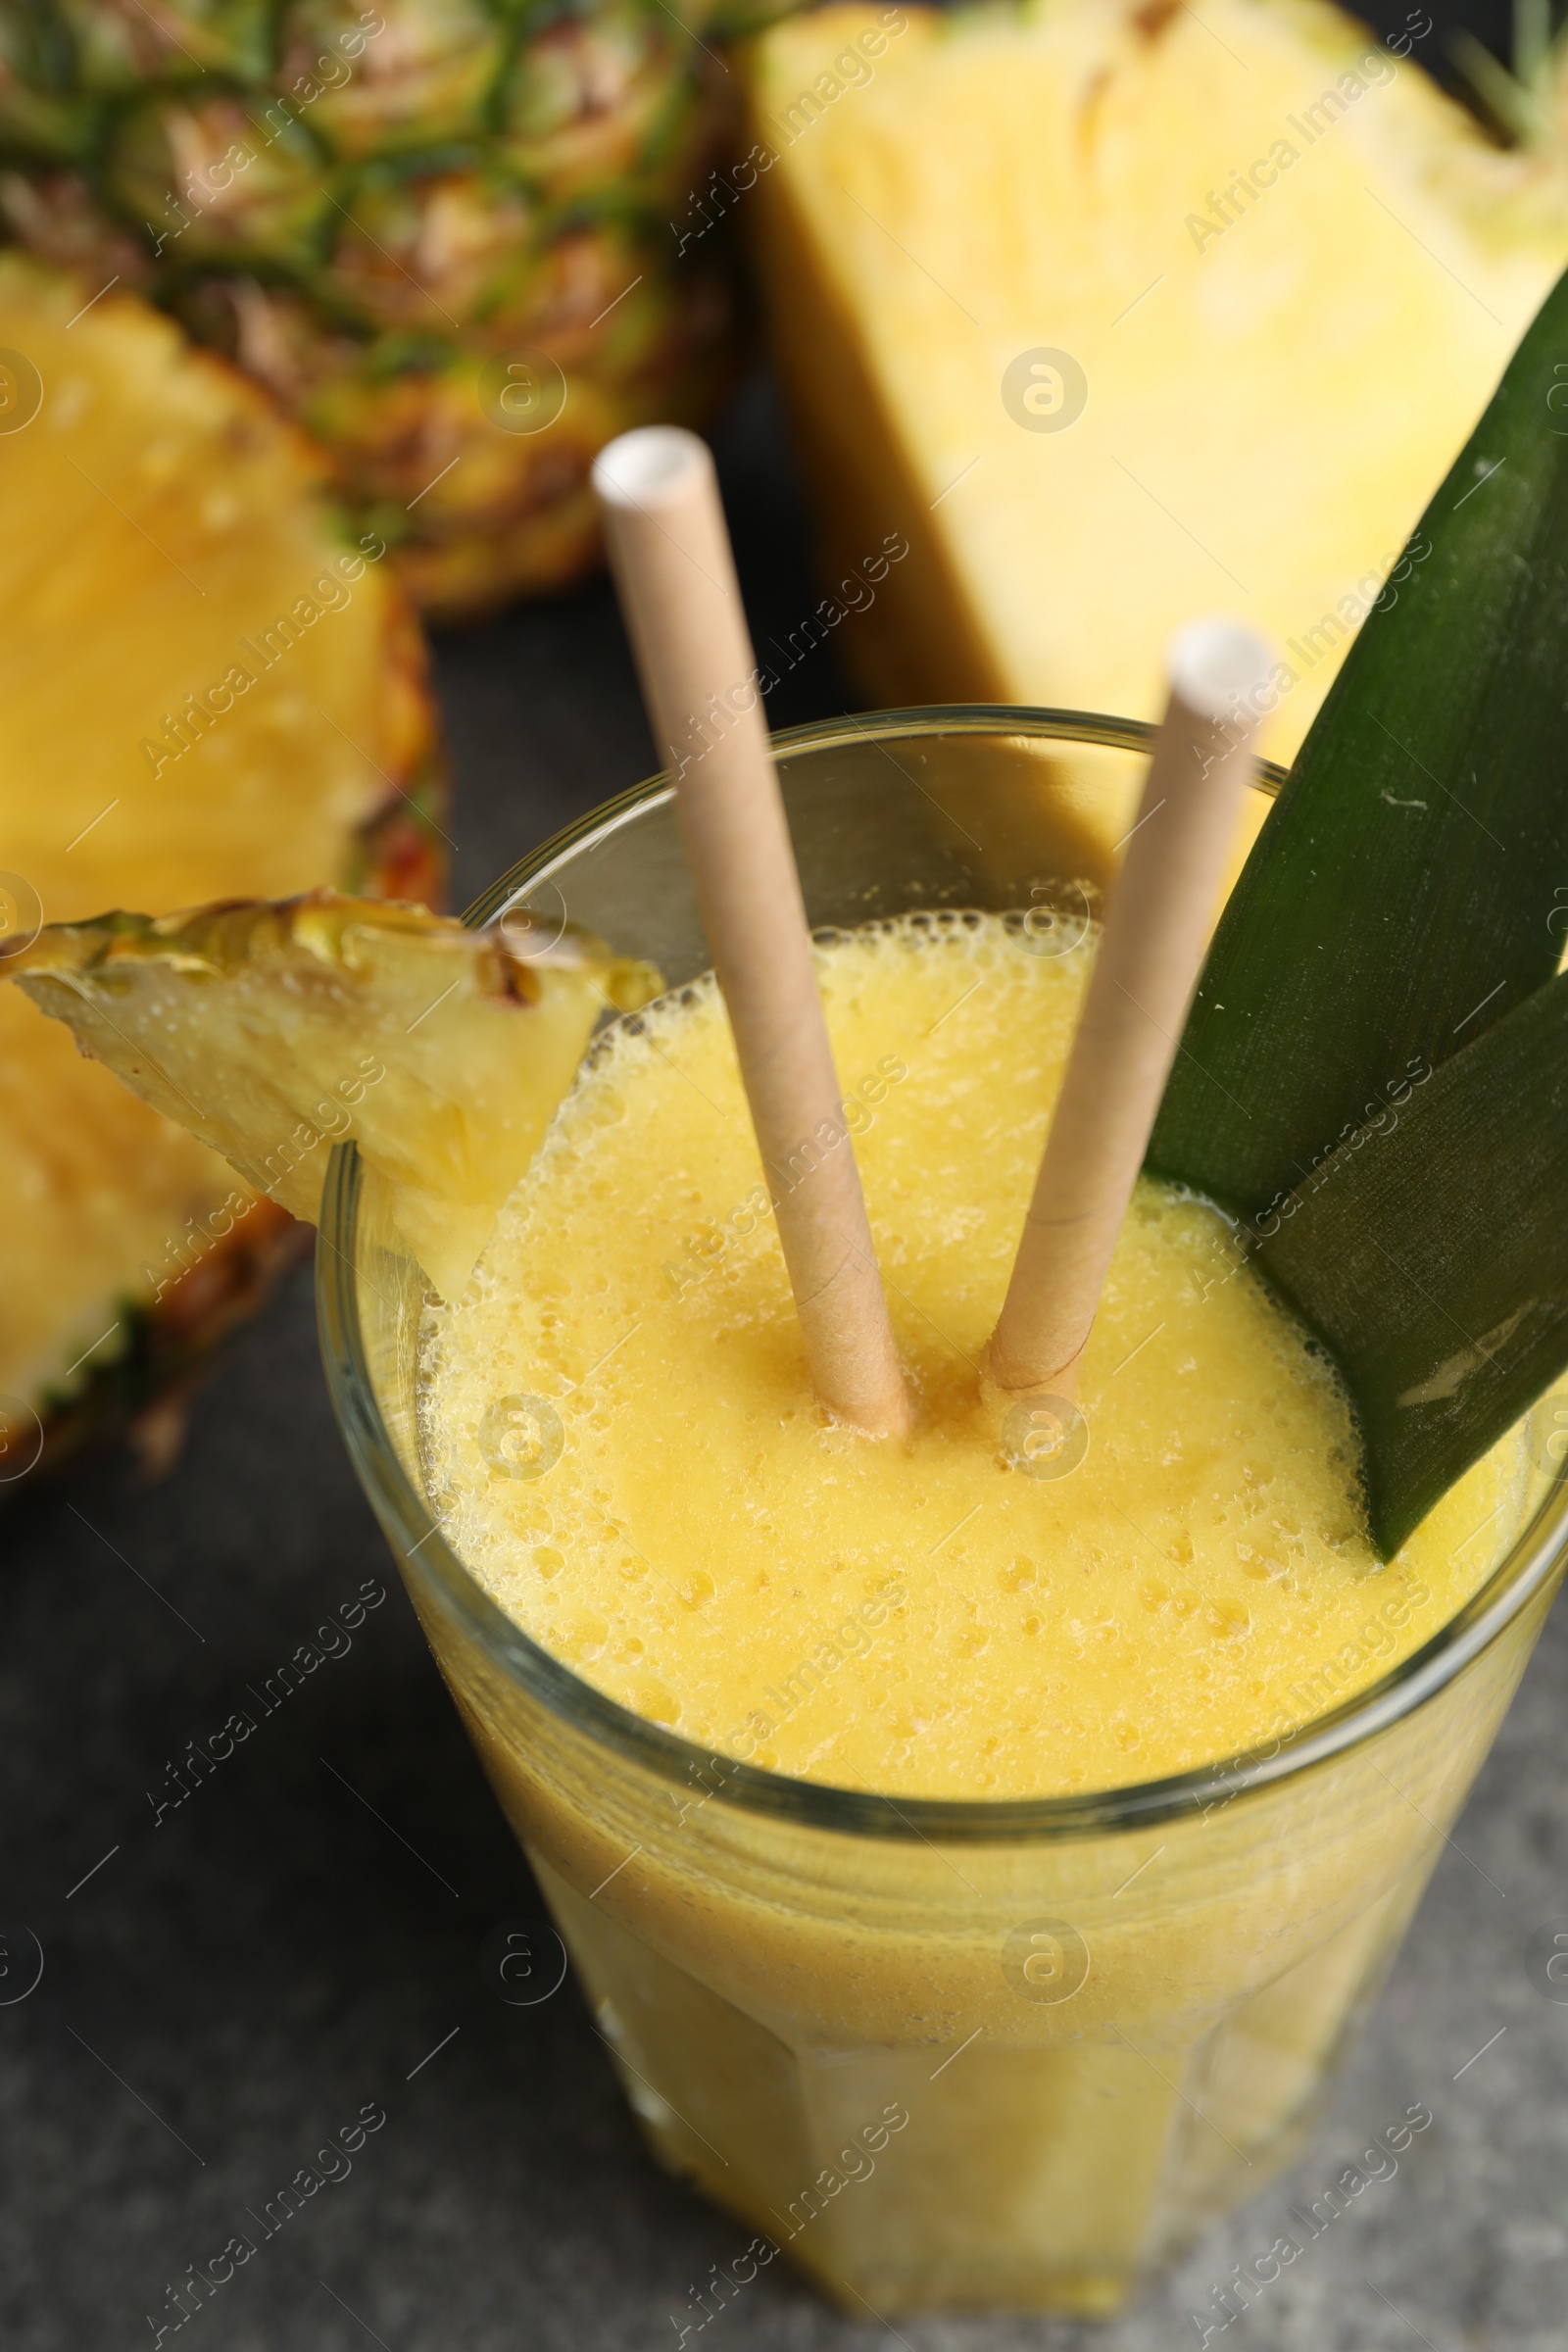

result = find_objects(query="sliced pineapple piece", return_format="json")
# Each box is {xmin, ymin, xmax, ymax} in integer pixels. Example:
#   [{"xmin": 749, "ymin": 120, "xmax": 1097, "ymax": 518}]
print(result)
[
  {"xmin": 0, "ymin": 253, "xmax": 438, "ymax": 924},
  {"xmin": 0, "ymin": 254, "xmax": 443, "ymax": 1432},
  {"xmin": 745, "ymin": 0, "xmax": 1568, "ymax": 760},
  {"xmin": 7, "ymin": 894, "xmax": 659, "ymax": 1302}
]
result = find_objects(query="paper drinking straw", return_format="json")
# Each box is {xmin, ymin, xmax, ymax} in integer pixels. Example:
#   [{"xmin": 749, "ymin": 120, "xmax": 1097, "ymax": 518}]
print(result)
[
  {"xmin": 987, "ymin": 617, "xmax": 1276, "ymax": 1405},
  {"xmin": 592, "ymin": 426, "xmax": 909, "ymax": 1438}
]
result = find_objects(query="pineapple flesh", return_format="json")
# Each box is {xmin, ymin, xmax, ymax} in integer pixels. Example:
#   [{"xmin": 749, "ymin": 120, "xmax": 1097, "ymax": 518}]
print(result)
[
  {"xmin": 0, "ymin": 0, "xmax": 758, "ymax": 620},
  {"xmin": 0, "ymin": 253, "xmax": 442, "ymax": 1442},
  {"xmin": 744, "ymin": 0, "xmax": 1568, "ymax": 756},
  {"xmin": 7, "ymin": 894, "xmax": 660, "ymax": 1301}
]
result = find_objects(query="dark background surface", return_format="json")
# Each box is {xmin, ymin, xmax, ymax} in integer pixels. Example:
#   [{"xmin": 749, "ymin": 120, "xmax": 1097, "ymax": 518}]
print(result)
[{"xmin": 8, "ymin": 4, "xmax": 1568, "ymax": 2333}]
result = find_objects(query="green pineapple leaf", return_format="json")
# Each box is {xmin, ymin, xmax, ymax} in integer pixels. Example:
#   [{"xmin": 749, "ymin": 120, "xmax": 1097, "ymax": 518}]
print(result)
[
  {"xmin": 1254, "ymin": 972, "xmax": 1568, "ymax": 1557},
  {"xmin": 1150, "ymin": 263, "xmax": 1568, "ymax": 1553},
  {"xmin": 1151, "ymin": 266, "xmax": 1568, "ymax": 1215}
]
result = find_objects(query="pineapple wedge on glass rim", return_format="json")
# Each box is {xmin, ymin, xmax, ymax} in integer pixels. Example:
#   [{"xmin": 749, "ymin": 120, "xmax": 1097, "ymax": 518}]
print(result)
[{"xmin": 5, "ymin": 894, "xmax": 661, "ymax": 1304}]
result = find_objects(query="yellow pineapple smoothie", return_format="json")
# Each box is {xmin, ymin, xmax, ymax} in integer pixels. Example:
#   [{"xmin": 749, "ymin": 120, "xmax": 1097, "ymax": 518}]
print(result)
[
  {"xmin": 402, "ymin": 906, "xmax": 1546, "ymax": 2316},
  {"xmin": 420, "ymin": 911, "xmax": 1521, "ymax": 1802}
]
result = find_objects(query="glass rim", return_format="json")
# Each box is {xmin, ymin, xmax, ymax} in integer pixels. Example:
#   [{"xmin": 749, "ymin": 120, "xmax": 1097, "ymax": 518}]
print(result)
[{"xmin": 317, "ymin": 704, "xmax": 1568, "ymax": 1845}]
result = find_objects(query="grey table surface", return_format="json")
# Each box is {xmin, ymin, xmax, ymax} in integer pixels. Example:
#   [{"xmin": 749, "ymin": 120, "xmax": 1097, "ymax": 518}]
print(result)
[{"xmin": 5, "ymin": 367, "xmax": 1568, "ymax": 2352}]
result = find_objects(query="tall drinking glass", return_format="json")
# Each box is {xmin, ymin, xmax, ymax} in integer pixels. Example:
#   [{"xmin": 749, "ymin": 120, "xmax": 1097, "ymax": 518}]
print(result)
[{"xmin": 318, "ymin": 710, "xmax": 1568, "ymax": 2317}]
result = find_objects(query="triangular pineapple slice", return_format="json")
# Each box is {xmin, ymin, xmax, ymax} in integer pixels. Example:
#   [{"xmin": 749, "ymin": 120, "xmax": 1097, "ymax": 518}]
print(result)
[
  {"xmin": 744, "ymin": 0, "xmax": 1568, "ymax": 761},
  {"xmin": 6, "ymin": 893, "xmax": 659, "ymax": 1301}
]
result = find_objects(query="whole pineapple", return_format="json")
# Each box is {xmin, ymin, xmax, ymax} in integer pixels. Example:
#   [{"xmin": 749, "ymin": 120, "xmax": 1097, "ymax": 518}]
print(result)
[{"xmin": 0, "ymin": 0, "xmax": 761, "ymax": 620}]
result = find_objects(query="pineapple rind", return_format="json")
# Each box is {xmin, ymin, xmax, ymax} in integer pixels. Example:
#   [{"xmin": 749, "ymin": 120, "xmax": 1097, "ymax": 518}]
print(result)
[{"xmin": 0, "ymin": 0, "xmax": 757, "ymax": 615}]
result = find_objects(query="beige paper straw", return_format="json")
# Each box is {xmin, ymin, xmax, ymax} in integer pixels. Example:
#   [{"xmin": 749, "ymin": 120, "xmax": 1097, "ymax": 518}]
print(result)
[
  {"xmin": 592, "ymin": 427, "xmax": 908, "ymax": 1438},
  {"xmin": 987, "ymin": 617, "xmax": 1276, "ymax": 1405}
]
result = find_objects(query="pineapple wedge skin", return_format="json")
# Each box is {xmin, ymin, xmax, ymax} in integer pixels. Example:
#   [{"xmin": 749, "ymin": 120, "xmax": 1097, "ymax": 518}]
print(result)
[
  {"xmin": 8, "ymin": 894, "xmax": 660, "ymax": 1304},
  {"xmin": 0, "ymin": 253, "xmax": 444, "ymax": 1448},
  {"xmin": 745, "ymin": 0, "xmax": 1568, "ymax": 758}
]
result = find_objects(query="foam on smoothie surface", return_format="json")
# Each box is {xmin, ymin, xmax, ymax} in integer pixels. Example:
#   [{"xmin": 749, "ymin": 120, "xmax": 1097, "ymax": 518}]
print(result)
[{"xmin": 418, "ymin": 911, "xmax": 1525, "ymax": 1799}]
